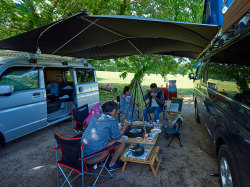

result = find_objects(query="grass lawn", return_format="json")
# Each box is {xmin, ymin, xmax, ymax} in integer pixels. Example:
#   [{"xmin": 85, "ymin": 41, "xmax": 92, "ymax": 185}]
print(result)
[{"xmin": 96, "ymin": 71, "xmax": 194, "ymax": 103}]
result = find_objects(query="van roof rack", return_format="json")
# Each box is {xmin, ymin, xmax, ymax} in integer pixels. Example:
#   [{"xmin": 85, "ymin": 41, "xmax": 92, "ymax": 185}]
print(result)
[
  {"xmin": 0, "ymin": 50, "xmax": 34, "ymax": 58},
  {"xmin": 0, "ymin": 50, "xmax": 88, "ymax": 65}
]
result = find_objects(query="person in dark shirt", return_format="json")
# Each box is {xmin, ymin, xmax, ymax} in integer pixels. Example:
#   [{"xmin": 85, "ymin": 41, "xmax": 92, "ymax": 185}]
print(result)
[{"xmin": 82, "ymin": 101, "xmax": 129, "ymax": 171}]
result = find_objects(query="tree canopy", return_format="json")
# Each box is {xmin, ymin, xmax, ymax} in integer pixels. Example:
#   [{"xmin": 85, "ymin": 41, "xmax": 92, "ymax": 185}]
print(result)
[{"xmin": 0, "ymin": 0, "xmax": 205, "ymax": 84}]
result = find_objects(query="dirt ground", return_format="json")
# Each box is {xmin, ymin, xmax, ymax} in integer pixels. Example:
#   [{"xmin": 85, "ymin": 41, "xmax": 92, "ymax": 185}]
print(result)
[{"xmin": 0, "ymin": 97, "xmax": 220, "ymax": 187}]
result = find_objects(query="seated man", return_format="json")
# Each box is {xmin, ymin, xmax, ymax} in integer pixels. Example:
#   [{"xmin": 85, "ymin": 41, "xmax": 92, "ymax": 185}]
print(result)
[
  {"xmin": 143, "ymin": 83, "xmax": 165, "ymax": 122},
  {"xmin": 82, "ymin": 101, "xmax": 129, "ymax": 171}
]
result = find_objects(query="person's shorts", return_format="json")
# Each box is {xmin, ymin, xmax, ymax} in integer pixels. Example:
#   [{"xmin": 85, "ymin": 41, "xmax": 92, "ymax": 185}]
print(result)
[{"xmin": 85, "ymin": 141, "xmax": 121, "ymax": 160}]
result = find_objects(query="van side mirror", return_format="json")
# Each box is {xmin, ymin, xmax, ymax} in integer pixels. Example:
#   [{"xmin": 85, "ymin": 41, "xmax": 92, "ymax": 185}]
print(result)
[
  {"xmin": 0, "ymin": 85, "xmax": 14, "ymax": 95},
  {"xmin": 188, "ymin": 73, "xmax": 195, "ymax": 79}
]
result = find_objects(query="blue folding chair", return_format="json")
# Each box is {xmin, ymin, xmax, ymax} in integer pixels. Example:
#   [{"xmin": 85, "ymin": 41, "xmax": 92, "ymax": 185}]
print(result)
[{"xmin": 54, "ymin": 132, "xmax": 121, "ymax": 187}]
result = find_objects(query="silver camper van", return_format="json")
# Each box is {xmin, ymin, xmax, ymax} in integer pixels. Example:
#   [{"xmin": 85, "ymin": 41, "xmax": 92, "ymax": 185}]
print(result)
[{"xmin": 0, "ymin": 53, "xmax": 99, "ymax": 146}]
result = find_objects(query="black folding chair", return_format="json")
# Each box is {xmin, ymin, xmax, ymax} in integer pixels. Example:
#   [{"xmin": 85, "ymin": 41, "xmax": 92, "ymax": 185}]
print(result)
[
  {"xmin": 72, "ymin": 104, "xmax": 89, "ymax": 135},
  {"xmin": 54, "ymin": 132, "xmax": 121, "ymax": 187},
  {"xmin": 164, "ymin": 118, "xmax": 183, "ymax": 147}
]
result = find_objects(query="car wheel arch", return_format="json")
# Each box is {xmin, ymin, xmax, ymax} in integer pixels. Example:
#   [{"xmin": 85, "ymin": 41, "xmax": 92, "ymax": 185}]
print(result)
[
  {"xmin": 215, "ymin": 137, "xmax": 225, "ymax": 155},
  {"xmin": 214, "ymin": 122, "xmax": 230, "ymax": 153}
]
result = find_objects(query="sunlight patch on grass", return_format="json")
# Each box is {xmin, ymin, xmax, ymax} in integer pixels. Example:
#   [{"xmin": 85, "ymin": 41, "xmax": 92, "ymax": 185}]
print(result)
[{"xmin": 96, "ymin": 71, "xmax": 194, "ymax": 103}]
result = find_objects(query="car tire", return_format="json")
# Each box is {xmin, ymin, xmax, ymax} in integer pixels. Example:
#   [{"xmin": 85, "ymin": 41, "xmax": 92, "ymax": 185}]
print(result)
[
  {"xmin": 218, "ymin": 145, "xmax": 241, "ymax": 187},
  {"xmin": 195, "ymin": 102, "xmax": 201, "ymax": 123}
]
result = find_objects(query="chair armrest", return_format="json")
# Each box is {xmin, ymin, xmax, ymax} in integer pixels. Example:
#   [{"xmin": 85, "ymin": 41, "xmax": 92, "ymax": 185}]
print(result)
[
  {"xmin": 81, "ymin": 142, "xmax": 121, "ymax": 160},
  {"xmin": 53, "ymin": 147, "xmax": 60, "ymax": 151}
]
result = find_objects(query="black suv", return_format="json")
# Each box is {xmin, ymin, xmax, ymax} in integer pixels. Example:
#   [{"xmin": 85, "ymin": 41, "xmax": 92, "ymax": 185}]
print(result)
[{"xmin": 189, "ymin": 30, "xmax": 250, "ymax": 186}]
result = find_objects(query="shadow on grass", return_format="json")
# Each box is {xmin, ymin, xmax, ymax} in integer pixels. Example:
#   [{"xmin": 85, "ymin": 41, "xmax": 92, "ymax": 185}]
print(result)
[{"xmin": 99, "ymin": 83, "xmax": 194, "ymax": 103}]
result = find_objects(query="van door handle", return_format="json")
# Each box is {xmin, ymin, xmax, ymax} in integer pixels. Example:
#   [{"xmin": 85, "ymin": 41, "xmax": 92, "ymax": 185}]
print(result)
[
  {"xmin": 33, "ymin": 92, "xmax": 41, "ymax": 98},
  {"xmin": 79, "ymin": 86, "xmax": 83, "ymax": 92}
]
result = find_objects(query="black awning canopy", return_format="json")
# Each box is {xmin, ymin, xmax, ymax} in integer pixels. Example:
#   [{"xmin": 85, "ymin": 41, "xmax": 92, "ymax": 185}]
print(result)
[{"xmin": 0, "ymin": 12, "xmax": 219, "ymax": 60}]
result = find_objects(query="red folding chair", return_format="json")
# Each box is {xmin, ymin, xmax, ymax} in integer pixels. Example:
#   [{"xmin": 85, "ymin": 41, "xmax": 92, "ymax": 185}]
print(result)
[{"xmin": 54, "ymin": 132, "xmax": 121, "ymax": 187}]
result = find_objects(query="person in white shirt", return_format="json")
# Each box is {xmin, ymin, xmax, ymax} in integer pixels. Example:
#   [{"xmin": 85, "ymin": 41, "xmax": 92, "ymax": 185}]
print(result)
[{"xmin": 143, "ymin": 83, "xmax": 165, "ymax": 122}]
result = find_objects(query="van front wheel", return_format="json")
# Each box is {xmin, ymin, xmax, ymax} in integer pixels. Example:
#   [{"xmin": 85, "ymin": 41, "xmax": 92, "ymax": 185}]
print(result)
[
  {"xmin": 195, "ymin": 103, "xmax": 201, "ymax": 123},
  {"xmin": 218, "ymin": 145, "xmax": 240, "ymax": 187}
]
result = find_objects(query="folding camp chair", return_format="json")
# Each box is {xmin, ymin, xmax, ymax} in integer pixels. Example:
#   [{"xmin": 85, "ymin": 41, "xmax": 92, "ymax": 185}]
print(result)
[
  {"xmin": 168, "ymin": 98, "xmax": 183, "ymax": 114},
  {"xmin": 54, "ymin": 132, "xmax": 121, "ymax": 187},
  {"xmin": 72, "ymin": 104, "xmax": 89, "ymax": 136},
  {"xmin": 164, "ymin": 117, "xmax": 183, "ymax": 147}
]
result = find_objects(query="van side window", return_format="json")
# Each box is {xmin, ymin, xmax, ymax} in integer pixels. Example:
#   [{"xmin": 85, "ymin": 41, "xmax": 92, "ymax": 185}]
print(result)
[
  {"xmin": 0, "ymin": 67, "xmax": 39, "ymax": 92},
  {"xmin": 76, "ymin": 68, "xmax": 95, "ymax": 84},
  {"xmin": 207, "ymin": 62, "xmax": 250, "ymax": 105}
]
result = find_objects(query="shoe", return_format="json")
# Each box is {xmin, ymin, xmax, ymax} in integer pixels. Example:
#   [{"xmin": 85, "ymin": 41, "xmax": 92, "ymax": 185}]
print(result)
[{"xmin": 106, "ymin": 161, "xmax": 124, "ymax": 171}]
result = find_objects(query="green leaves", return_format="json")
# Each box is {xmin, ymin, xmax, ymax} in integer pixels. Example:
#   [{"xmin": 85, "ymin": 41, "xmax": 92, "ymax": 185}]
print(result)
[{"xmin": 120, "ymin": 71, "xmax": 128, "ymax": 79}]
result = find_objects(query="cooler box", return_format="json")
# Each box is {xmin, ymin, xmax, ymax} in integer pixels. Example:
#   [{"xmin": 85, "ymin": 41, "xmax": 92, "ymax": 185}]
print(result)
[{"xmin": 168, "ymin": 88, "xmax": 177, "ymax": 100}]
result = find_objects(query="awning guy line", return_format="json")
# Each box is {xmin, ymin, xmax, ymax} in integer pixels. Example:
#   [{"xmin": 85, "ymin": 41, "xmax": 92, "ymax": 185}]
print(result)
[
  {"xmin": 51, "ymin": 19, "xmax": 99, "ymax": 55},
  {"xmin": 81, "ymin": 17, "xmax": 125, "ymax": 37},
  {"xmin": 82, "ymin": 17, "xmax": 143, "ymax": 55},
  {"xmin": 127, "ymin": 40, "xmax": 143, "ymax": 54}
]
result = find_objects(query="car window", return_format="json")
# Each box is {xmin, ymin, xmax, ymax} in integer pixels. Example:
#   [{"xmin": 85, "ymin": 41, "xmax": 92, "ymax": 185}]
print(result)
[
  {"xmin": 76, "ymin": 68, "xmax": 95, "ymax": 84},
  {"xmin": 207, "ymin": 62, "xmax": 250, "ymax": 106},
  {"xmin": 0, "ymin": 67, "xmax": 39, "ymax": 92}
]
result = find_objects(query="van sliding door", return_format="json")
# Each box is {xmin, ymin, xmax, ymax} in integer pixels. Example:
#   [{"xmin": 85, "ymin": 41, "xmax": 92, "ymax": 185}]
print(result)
[
  {"xmin": 74, "ymin": 68, "xmax": 99, "ymax": 110},
  {"xmin": 0, "ymin": 67, "xmax": 46, "ymax": 143}
]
